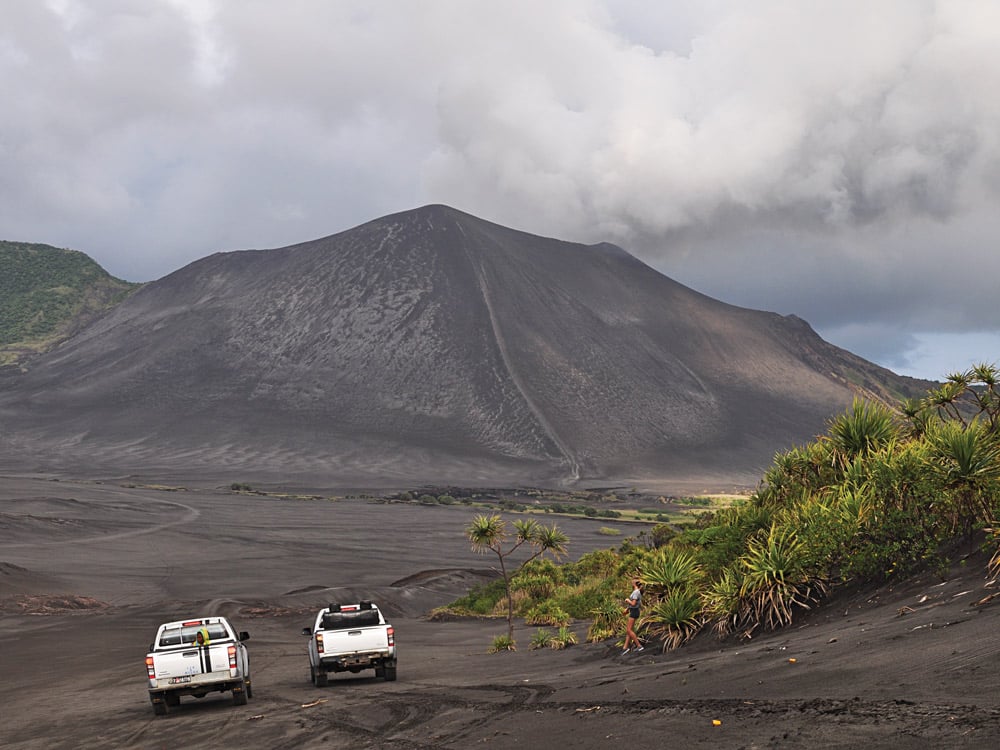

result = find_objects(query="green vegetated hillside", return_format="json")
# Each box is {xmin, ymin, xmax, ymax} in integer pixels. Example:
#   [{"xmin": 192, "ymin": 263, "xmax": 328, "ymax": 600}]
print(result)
[
  {"xmin": 442, "ymin": 367, "xmax": 1000, "ymax": 652},
  {"xmin": 0, "ymin": 240, "xmax": 140, "ymax": 367}
]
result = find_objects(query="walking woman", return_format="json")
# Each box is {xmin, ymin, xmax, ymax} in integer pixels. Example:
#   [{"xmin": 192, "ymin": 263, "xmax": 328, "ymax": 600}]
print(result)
[{"xmin": 622, "ymin": 578, "xmax": 644, "ymax": 654}]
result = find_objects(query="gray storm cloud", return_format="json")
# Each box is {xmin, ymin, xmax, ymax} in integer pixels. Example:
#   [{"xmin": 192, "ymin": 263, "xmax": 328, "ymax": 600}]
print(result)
[{"xmin": 1, "ymin": 0, "xmax": 999, "ymax": 379}]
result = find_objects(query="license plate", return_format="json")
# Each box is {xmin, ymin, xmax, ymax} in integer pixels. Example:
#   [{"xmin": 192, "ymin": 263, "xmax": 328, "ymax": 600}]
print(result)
[{"xmin": 169, "ymin": 676, "xmax": 192, "ymax": 684}]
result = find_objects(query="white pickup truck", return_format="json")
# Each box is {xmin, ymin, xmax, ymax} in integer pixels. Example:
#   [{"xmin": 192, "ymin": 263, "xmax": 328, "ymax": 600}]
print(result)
[
  {"xmin": 144, "ymin": 616, "xmax": 252, "ymax": 715},
  {"xmin": 302, "ymin": 601, "xmax": 397, "ymax": 686}
]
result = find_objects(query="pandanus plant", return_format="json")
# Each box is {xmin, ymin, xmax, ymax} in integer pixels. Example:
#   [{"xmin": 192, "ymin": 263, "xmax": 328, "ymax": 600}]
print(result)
[
  {"xmin": 926, "ymin": 419, "xmax": 1000, "ymax": 535},
  {"xmin": 738, "ymin": 524, "xmax": 827, "ymax": 633},
  {"xmin": 641, "ymin": 588, "xmax": 704, "ymax": 650},
  {"xmin": 638, "ymin": 548, "xmax": 706, "ymax": 649},
  {"xmin": 466, "ymin": 514, "xmax": 568, "ymax": 645}
]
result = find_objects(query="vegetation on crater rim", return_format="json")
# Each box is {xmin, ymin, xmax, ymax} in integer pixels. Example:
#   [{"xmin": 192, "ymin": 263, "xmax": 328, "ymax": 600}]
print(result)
[{"xmin": 0, "ymin": 240, "xmax": 140, "ymax": 367}]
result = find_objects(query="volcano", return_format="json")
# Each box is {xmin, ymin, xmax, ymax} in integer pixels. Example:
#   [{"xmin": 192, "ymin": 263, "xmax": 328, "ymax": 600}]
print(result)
[{"xmin": 0, "ymin": 205, "xmax": 928, "ymax": 488}]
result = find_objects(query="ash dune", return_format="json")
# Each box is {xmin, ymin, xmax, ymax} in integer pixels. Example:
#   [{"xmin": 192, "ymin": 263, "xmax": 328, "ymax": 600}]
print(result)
[{"xmin": 0, "ymin": 205, "xmax": 928, "ymax": 487}]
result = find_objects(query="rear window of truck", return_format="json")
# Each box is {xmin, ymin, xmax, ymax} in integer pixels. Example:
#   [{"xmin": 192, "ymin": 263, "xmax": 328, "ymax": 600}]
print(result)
[
  {"xmin": 321, "ymin": 609, "xmax": 381, "ymax": 630},
  {"xmin": 158, "ymin": 622, "xmax": 230, "ymax": 647}
]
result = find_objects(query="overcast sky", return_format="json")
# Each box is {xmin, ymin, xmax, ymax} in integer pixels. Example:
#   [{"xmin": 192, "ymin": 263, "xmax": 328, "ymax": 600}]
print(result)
[{"xmin": 3, "ymin": 1, "xmax": 999, "ymax": 382}]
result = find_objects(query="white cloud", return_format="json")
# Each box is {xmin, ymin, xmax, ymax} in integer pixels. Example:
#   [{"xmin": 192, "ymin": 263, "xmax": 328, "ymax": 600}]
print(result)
[{"xmin": 2, "ymin": 1, "xmax": 1000, "ymax": 380}]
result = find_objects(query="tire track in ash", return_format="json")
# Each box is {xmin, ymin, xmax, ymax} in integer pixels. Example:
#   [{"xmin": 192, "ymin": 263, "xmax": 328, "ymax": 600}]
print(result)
[
  {"xmin": 240, "ymin": 691, "xmax": 439, "ymax": 750},
  {"xmin": 2, "ymin": 495, "xmax": 200, "ymax": 548},
  {"xmin": 231, "ymin": 682, "xmax": 556, "ymax": 749},
  {"xmin": 112, "ymin": 697, "xmax": 247, "ymax": 749},
  {"xmin": 308, "ymin": 682, "xmax": 558, "ymax": 747}
]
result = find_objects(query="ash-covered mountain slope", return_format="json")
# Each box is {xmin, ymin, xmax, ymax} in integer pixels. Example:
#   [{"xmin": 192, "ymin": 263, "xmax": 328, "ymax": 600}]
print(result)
[{"xmin": 0, "ymin": 205, "xmax": 929, "ymax": 486}]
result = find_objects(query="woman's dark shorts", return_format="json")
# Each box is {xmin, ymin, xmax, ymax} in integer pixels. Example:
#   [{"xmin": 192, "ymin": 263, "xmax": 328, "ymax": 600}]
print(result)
[{"xmin": 628, "ymin": 606, "xmax": 640, "ymax": 619}]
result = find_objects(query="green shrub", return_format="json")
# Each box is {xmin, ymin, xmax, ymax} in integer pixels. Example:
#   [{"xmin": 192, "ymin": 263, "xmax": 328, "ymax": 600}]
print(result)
[
  {"xmin": 738, "ymin": 524, "xmax": 827, "ymax": 632},
  {"xmin": 586, "ymin": 599, "xmax": 624, "ymax": 642},
  {"xmin": 550, "ymin": 626, "xmax": 579, "ymax": 649},
  {"xmin": 488, "ymin": 634, "xmax": 516, "ymax": 653},
  {"xmin": 524, "ymin": 601, "xmax": 571, "ymax": 627},
  {"xmin": 449, "ymin": 578, "xmax": 506, "ymax": 615},
  {"xmin": 643, "ymin": 587, "xmax": 703, "ymax": 649},
  {"xmin": 641, "ymin": 548, "xmax": 704, "ymax": 593},
  {"xmin": 700, "ymin": 568, "xmax": 743, "ymax": 637},
  {"xmin": 649, "ymin": 523, "xmax": 676, "ymax": 548},
  {"xmin": 569, "ymin": 549, "xmax": 618, "ymax": 578},
  {"xmin": 530, "ymin": 628, "xmax": 552, "ymax": 650},
  {"xmin": 511, "ymin": 574, "xmax": 556, "ymax": 600}
]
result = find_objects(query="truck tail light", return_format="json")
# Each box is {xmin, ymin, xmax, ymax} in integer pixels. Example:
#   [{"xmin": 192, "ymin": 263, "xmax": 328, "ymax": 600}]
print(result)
[
  {"xmin": 228, "ymin": 645, "xmax": 237, "ymax": 669},
  {"xmin": 316, "ymin": 633, "xmax": 324, "ymax": 654},
  {"xmin": 145, "ymin": 656, "xmax": 156, "ymax": 679},
  {"xmin": 386, "ymin": 627, "xmax": 395, "ymax": 647}
]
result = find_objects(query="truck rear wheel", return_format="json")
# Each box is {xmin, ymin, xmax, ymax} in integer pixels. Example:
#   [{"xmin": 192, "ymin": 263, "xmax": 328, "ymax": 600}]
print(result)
[
  {"xmin": 315, "ymin": 669, "xmax": 328, "ymax": 687},
  {"xmin": 383, "ymin": 666, "xmax": 397, "ymax": 682},
  {"xmin": 232, "ymin": 678, "xmax": 248, "ymax": 706},
  {"xmin": 152, "ymin": 699, "xmax": 168, "ymax": 716},
  {"xmin": 245, "ymin": 678, "xmax": 253, "ymax": 699}
]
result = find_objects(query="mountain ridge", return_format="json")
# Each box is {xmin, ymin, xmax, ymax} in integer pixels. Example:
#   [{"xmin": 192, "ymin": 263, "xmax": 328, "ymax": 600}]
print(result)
[
  {"xmin": 0, "ymin": 240, "xmax": 140, "ymax": 368},
  {"xmin": 0, "ymin": 205, "xmax": 932, "ymax": 487}
]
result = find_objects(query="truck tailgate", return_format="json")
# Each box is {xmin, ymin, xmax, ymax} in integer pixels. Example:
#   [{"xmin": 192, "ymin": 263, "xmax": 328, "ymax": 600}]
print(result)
[
  {"xmin": 152, "ymin": 644, "xmax": 234, "ymax": 684},
  {"xmin": 322, "ymin": 626, "xmax": 389, "ymax": 655}
]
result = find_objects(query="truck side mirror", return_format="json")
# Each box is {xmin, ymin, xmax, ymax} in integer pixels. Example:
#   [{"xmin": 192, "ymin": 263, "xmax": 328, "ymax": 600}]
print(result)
[
  {"xmin": 239, "ymin": 632, "xmax": 250, "ymax": 641},
  {"xmin": 301, "ymin": 627, "xmax": 312, "ymax": 636}
]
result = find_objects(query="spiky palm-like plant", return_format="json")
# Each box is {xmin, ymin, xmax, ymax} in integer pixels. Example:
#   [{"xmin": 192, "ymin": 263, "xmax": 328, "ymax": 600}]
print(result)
[
  {"xmin": 900, "ymin": 397, "xmax": 937, "ymax": 440},
  {"xmin": 927, "ymin": 380, "xmax": 969, "ymax": 426},
  {"xmin": 832, "ymin": 484, "xmax": 873, "ymax": 535},
  {"xmin": 760, "ymin": 442, "xmax": 833, "ymax": 502},
  {"xmin": 701, "ymin": 568, "xmax": 743, "ymax": 638},
  {"xmin": 990, "ymin": 535, "xmax": 1000, "ymax": 580},
  {"xmin": 778, "ymin": 495, "xmax": 842, "ymax": 571},
  {"xmin": 529, "ymin": 628, "xmax": 553, "ymax": 650},
  {"xmin": 587, "ymin": 599, "xmax": 624, "ymax": 643},
  {"xmin": 738, "ymin": 524, "xmax": 827, "ymax": 632},
  {"xmin": 524, "ymin": 601, "xmax": 571, "ymax": 627},
  {"xmin": 926, "ymin": 420, "xmax": 1000, "ymax": 534},
  {"xmin": 969, "ymin": 363, "xmax": 1000, "ymax": 431},
  {"xmin": 488, "ymin": 634, "xmax": 516, "ymax": 653},
  {"xmin": 640, "ymin": 548, "xmax": 704, "ymax": 592},
  {"xmin": 642, "ymin": 587, "xmax": 704, "ymax": 650},
  {"xmin": 466, "ymin": 514, "xmax": 569, "ymax": 643},
  {"xmin": 828, "ymin": 398, "xmax": 899, "ymax": 469},
  {"xmin": 551, "ymin": 626, "xmax": 579, "ymax": 649}
]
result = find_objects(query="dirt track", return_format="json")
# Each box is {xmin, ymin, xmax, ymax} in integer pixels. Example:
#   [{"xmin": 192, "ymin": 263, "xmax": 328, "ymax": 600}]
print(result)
[{"xmin": 3, "ymin": 475, "xmax": 1000, "ymax": 749}]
